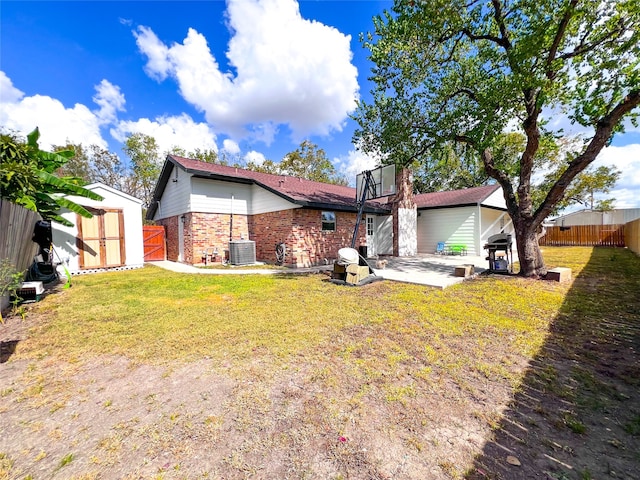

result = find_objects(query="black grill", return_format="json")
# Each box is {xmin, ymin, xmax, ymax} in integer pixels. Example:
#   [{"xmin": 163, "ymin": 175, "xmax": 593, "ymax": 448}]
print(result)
[{"xmin": 484, "ymin": 234, "xmax": 513, "ymax": 273}]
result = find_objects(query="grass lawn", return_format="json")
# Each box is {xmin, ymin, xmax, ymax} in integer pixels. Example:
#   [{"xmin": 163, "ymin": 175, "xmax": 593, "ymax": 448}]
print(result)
[{"xmin": 1, "ymin": 246, "xmax": 638, "ymax": 479}]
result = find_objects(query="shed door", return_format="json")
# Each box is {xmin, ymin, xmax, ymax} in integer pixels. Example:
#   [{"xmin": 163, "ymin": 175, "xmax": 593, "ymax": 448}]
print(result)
[{"xmin": 77, "ymin": 208, "xmax": 125, "ymax": 269}]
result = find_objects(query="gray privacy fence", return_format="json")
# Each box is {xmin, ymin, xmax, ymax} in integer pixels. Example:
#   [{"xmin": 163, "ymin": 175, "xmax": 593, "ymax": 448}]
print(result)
[{"xmin": 1, "ymin": 199, "xmax": 41, "ymax": 310}]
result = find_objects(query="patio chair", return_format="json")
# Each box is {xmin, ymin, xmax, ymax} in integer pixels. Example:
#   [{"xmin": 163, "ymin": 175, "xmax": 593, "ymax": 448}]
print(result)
[
  {"xmin": 435, "ymin": 242, "xmax": 446, "ymax": 255},
  {"xmin": 450, "ymin": 244, "xmax": 467, "ymax": 256}
]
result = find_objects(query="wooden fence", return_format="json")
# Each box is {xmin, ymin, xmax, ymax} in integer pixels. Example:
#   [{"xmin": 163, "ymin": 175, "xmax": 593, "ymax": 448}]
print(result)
[
  {"xmin": 625, "ymin": 218, "xmax": 640, "ymax": 255},
  {"xmin": 539, "ymin": 224, "xmax": 626, "ymax": 247},
  {"xmin": 1, "ymin": 200, "xmax": 41, "ymax": 310}
]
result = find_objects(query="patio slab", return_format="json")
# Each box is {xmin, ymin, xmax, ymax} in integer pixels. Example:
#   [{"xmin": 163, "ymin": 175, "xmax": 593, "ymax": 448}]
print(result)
[
  {"xmin": 148, "ymin": 253, "xmax": 506, "ymax": 289},
  {"xmin": 369, "ymin": 254, "xmax": 490, "ymax": 289}
]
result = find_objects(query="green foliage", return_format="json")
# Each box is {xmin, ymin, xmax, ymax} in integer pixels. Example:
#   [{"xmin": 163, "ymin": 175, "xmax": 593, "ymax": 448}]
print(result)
[
  {"xmin": 280, "ymin": 140, "xmax": 347, "ymax": 185},
  {"xmin": 0, "ymin": 128, "xmax": 103, "ymax": 226},
  {"xmin": 410, "ymin": 142, "xmax": 490, "ymax": 193},
  {"xmin": 0, "ymin": 259, "xmax": 25, "ymax": 323},
  {"xmin": 354, "ymin": 0, "xmax": 640, "ymax": 276},
  {"xmin": 241, "ymin": 140, "xmax": 348, "ymax": 185},
  {"xmin": 123, "ymin": 133, "xmax": 161, "ymax": 208}
]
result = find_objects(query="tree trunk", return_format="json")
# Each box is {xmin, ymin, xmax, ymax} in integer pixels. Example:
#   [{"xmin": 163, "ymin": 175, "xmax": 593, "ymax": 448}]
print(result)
[{"xmin": 514, "ymin": 222, "xmax": 546, "ymax": 278}]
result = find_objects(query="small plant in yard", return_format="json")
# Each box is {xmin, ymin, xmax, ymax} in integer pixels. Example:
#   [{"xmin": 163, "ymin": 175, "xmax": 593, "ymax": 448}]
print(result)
[{"xmin": 0, "ymin": 258, "xmax": 24, "ymax": 323}]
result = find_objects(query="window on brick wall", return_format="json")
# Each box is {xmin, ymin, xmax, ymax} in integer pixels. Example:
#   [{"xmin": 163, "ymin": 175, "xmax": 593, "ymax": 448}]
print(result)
[{"xmin": 321, "ymin": 211, "xmax": 336, "ymax": 231}]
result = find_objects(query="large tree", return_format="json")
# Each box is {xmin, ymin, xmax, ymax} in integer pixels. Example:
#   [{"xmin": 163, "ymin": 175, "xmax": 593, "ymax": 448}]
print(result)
[
  {"xmin": 354, "ymin": 0, "xmax": 639, "ymax": 277},
  {"xmin": 123, "ymin": 133, "xmax": 162, "ymax": 208},
  {"xmin": 280, "ymin": 140, "xmax": 348, "ymax": 185}
]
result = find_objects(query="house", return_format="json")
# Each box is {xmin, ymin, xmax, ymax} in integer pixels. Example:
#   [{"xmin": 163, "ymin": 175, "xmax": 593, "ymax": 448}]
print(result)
[
  {"xmin": 52, "ymin": 183, "xmax": 144, "ymax": 274},
  {"xmin": 148, "ymin": 155, "xmax": 514, "ymax": 266},
  {"xmin": 147, "ymin": 155, "xmax": 389, "ymax": 267},
  {"xmin": 550, "ymin": 208, "xmax": 640, "ymax": 227},
  {"xmin": 415, "ymin": 184, "xmax": 514, "ymax": 256}
]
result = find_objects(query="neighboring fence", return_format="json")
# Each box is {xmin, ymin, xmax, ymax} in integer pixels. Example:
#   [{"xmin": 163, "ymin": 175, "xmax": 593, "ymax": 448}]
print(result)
[
  {"xmin": 539, "ymin": 224, "xmax": 625, "ymax": 247},
  {"xmin": 143, "ymin": 225, "xmax": 166, "ymax": 261},
  {"xmin": 625, "ymin": 218, "xmax": 640, "ymax": 255},
  {"xmin": 1, "ymin": 199, "xmax": 41, "ymax": 310}
]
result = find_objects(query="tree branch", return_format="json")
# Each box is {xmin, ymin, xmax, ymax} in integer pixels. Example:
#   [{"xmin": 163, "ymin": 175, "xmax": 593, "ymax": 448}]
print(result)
[
  {"xmin": 545, "ymin": 0, "xmax": 579, "ymax": 79},
  {"xmin": 534, "ymin": 89, "xmax": 640, "ymax": 225}
]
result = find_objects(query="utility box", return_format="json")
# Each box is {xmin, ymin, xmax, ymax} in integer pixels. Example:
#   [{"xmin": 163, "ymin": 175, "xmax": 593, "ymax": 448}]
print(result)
[{"xmin": 228, "ymin": 240, "xmax": 256, "ymax": 265}]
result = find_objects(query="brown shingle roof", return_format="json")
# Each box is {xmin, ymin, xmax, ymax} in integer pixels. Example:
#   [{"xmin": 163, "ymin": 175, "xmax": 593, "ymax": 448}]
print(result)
[
  {"xmin": 414, "ymin": 184, "xmax": 501, "ymax": 209},
  {"xmin": 147, "ymin": 155, "xmax": 390, "ymax": 219}
]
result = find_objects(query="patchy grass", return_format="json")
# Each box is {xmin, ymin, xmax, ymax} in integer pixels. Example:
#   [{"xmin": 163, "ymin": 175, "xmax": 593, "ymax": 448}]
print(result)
[{"xmin": 2, "ymin": 247, "xmax": 639, "ymax": 479}]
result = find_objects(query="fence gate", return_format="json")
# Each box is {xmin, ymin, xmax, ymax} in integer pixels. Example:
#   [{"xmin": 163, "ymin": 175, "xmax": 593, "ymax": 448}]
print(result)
[{"xmin": 143, "ymin": 225, "xmax": 166, "ymax": 261}]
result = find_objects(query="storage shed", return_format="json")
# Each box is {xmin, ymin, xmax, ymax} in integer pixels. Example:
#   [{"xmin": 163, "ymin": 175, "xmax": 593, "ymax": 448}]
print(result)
[{"xmin": 51, "ymin": 183, "xmax": 144, "ymax": 274}]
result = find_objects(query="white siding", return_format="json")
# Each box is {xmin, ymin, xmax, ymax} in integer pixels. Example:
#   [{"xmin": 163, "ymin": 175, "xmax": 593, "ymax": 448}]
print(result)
[
  {"xmin": 251, "ymin": 184, "xmax": 299, "ymax": 214},
  {"xmin": 480, "ymin": 208, "xmax": 514, "ymax": 245},
  {"xmin": 188, "ymin": 177, "xmax": 298, "ymax": 214},
  {"xmin": 481, "ymin": 187, "xmax": 507, "ymax": 209},
  {"xmin": 417, "ymin": 206, "xmax": 477, "ymax": 255},
  {"xmin": 190, "ymin": 177, "xmax": 252, "ymax": 214},
  {"xmin": 154, "ymin": 166, "xmax": 191, "ymax": 220},
  {"xmin": 51, "ymin": 184, "xmax": 144, "ymax": 273}
]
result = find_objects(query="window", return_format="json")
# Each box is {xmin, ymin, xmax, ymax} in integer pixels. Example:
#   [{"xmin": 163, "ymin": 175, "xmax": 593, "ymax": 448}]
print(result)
[
  {"xmin": 321, "ymin": 211, "xmax": 336, "ymax": 231},
  {"xmin": 366, "ymin": 217, "xmax": 374, "ymax": 236}
]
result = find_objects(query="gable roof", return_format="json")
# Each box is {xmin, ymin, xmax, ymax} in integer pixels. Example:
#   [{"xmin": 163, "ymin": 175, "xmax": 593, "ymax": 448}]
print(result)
[
  {"xmin": 147, "ymin": 155, "xmax": 390, "ymax": 219},
  {"xmin": 414, "ymin": 184, "xmax": 502, "ymax": 209}
]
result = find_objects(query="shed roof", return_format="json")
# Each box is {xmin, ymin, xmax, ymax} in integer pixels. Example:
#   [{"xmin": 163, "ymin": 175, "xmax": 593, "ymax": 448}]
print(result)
[{"xmin": 414, "ymin": 184, "xmax": 501, "ymax": 209}]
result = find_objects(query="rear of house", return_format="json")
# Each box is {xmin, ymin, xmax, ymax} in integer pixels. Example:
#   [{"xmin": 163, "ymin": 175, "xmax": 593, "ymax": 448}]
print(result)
[{"xmin": 148, "ymin": 156, "xmax": 389, "ymax": 267}]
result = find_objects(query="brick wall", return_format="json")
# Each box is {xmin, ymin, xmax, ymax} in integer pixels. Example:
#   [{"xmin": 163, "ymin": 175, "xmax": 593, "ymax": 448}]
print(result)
[
  {"xmin": 159, "ymin": 208, "xmax": 365, "ymax": 267},
  {"xmin": 250, "ymin": 208, "xmax": 365, "ymax": 267},
  {"xmin": 156, "ymin": 216, "xmax": 179, "ymax": 261},
  {"xmin": 191, "ymin": 212, "xmax": 249, "ymax": 264}
]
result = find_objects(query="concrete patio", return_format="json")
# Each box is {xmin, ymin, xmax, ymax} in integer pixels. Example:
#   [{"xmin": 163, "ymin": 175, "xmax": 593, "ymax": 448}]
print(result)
[{"xmin": 148, "ymin": 252, "xmax": 513, "ymax": 289}]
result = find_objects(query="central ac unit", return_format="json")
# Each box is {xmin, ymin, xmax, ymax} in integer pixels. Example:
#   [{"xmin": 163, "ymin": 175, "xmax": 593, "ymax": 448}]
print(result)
[{"xmin": 228, "ymin": 240, "xmax": 256, "ymax": 265}]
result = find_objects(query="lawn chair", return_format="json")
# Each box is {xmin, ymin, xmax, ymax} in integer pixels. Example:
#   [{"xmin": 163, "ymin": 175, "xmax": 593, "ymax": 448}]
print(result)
[{"xmin": 435, "ymin": 242, "xmax": 446, "ymax": 255}]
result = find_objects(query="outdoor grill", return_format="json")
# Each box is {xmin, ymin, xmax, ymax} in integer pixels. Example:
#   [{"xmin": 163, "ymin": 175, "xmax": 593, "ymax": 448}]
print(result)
[{"xmin": 484, "ymin": 233, "xmax": 513, "ymax": 273}]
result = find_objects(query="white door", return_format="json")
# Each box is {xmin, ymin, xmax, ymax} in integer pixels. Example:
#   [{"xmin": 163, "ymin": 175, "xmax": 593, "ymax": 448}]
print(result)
[{"xmin": 366, "ymin": 216, "xmax": 376, "ymax": 257}]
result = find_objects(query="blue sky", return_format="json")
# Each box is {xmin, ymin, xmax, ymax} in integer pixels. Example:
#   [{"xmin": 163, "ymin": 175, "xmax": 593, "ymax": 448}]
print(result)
[{"xmin": 1, "ymin": 0, "xmax": 639, "ymax": 208}]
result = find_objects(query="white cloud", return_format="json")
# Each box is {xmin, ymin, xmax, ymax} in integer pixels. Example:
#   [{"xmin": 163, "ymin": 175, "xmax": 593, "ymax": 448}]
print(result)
[
  {"xmin": 134, "ymin": 0, "xmax": 358, "ymax": 144},
  {"xmin": 0, "ymin": 71, "xmax": 23, "ymax": 104},
  {"xmin": 0, "ymin": 71, "xmax": 107, "ymax": 149},
  {"xmin": 593, "ymin": 143, "xmax": 640, "ymax": 207},
  {"xmin": 222, "ymin": 139, "xmax": 240, "ymax": 155},
  {"xmin": 93, "ymin": 80, "xmax": 126, "ymax": 125},
  {"xmin": 333, "ymin": 148, "xmax": 380, "ymax": 186},
  {"xmin": 244, "ymin": 150, "xmax": 266, "ymax": 166},
  {"xmin": 111, "ymin": 113, "xmax": 218, "ymax": 156}
]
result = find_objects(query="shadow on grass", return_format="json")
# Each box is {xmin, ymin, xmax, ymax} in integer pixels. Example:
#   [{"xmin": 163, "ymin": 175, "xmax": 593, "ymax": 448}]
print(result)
[
  {"xmin": 468, "ymin": 248, "xmax": 640, "ymax": 479},
  {"xmin": 0, "ymin": 339, "xmax": 19, "ymax": 363}
]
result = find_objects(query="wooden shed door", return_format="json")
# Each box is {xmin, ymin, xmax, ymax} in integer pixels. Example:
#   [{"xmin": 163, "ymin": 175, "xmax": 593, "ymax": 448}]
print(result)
[{"xmin": 77, "ymin": 208, "xmax": 126, "ymax": 269}]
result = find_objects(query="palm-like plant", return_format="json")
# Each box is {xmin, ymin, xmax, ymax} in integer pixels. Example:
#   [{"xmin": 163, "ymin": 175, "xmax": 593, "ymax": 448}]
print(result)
[{"xmin": 0, "ymin": 128, "xmax": 102, "ymax": 226}]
